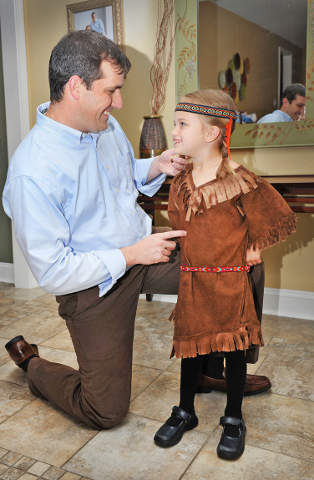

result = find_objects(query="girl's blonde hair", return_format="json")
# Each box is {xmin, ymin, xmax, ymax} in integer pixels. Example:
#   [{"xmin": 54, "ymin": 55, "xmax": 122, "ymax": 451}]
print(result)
[{"xmin": 181, "ymin": 89, "xmax": 236, "ymax": 179}]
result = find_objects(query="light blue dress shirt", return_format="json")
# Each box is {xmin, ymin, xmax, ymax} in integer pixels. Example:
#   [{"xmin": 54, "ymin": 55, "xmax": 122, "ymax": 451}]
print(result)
[
  {"xmin": 257, "ymin": 110, "xmax": 292, "ymax": 124},
  {"xmin": 3, "ymin": 102, "xmax": 166, "ymax": 296}
]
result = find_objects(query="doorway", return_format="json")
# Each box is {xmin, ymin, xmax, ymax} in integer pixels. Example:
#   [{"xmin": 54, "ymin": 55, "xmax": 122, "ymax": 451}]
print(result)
[
  {"xmin": 0, "ymin": 21, "xmax": 13, "ymax": 264},
  {"xmin": 278, "ymin": 46, "xmax": 293, "ymax": 108},
  {"xmin": 0, "ymin": 0, "xmax": 36, "ymax": 287}
]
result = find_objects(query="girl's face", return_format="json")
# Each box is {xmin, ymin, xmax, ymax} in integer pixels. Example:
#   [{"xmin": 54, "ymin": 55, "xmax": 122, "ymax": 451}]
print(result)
[{"xmin": 172, "ymin": 111, "xmax": 209, "ymax": 157}]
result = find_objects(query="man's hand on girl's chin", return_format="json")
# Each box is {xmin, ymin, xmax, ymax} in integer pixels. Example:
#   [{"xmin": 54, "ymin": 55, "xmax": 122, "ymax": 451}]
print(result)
[{"xmin": 158, "ymin": 149, "xmax": 190, "ymax": 176}]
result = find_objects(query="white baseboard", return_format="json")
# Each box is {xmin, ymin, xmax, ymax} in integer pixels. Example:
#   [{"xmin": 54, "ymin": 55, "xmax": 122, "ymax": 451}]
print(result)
[
  {"xmin": 263, "ymin": 288, "xmax": 314, "ymax": 321},
  {"xmin": 140, "ymin": 288, "xmax": 314, "ymax": 321},
  {"xmin": 0, "ymin": 262, "xmax": 14, "ymax": 284},
  {"xmin": 140, "ymin": 294, "xmax": 177, "ymax": 304}
]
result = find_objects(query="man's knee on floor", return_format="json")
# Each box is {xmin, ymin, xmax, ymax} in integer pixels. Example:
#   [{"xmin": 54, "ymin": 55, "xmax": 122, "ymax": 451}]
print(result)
[
  {"xmin": 83, "ymin": 399, "xmax": 130, "ymax": 430},
  {"xmin": 97, "ymin": 411, "xmax": 128, "ymax": 429},
  {"xmin": 90, "ymin": 408, "xmax": 128, "ymax": 430}
]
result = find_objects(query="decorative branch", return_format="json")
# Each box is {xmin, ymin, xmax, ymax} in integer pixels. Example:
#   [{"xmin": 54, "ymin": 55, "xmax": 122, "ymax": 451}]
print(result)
[{"xmin": 150, "ymin": 0, "xmax": 176, "ymax": 115}]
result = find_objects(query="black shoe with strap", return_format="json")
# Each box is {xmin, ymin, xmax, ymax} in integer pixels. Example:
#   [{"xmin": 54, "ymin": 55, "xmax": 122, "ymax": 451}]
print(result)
[
  {"xmin": 154, "ymin": 406, "xmax": 198, "ymax": 448},
  {"xmin": 217, "ymin": 416, "xmax": 246, "ymax": 460}
]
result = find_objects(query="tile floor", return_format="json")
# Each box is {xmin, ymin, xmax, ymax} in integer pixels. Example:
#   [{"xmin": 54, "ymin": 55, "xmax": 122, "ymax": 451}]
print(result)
[{"xmin": 0, "ymin": 282, "xmax": 313, "ymax": 480}]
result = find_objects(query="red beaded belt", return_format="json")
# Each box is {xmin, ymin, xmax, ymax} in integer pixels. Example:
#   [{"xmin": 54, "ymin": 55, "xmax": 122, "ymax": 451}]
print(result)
[{"xmin": 180, "ymin": 265, "xmax": 251, "ymax": 273}]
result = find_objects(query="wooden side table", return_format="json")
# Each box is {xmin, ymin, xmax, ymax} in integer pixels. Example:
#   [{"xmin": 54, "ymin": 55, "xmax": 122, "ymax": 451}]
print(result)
[{"xmin": 138, "ymin": 175, "xmax": 314, "ymax": 220}]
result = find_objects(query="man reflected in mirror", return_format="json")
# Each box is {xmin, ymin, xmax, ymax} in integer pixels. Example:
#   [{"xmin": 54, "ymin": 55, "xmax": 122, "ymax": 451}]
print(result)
[
  {"xmin": 257, "ymin": 83, "xmax": 305, "ymax": 123},
  {"xmin": 90, "ymin": 11, "xmax": 105, "ymax": 35}
]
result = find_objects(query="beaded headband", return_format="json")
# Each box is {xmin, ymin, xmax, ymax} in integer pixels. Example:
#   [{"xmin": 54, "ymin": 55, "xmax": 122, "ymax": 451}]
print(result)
[
  {"xmin": 175, "ymin": 102, "xmax": 237, "ymax": 158},
  {"xmin": 175, "ymin": 102, "xmax": 237, "ymax": 120}
]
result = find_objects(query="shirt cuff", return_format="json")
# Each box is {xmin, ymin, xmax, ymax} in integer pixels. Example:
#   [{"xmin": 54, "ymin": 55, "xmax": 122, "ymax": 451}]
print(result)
[
  {"xmin": 95, "ymin": 248, "xmax": 126, "ymax": 296},
  {"xmin": 141, "ymin": 172, "xmax": 167, "ymax": 196},
  {"xmin": 135, "ymin": 157, "xmax": 153, "ymax": 182},
  {"xmin": 134, "ymin": 157, "xmax": 166, "ymax": 196}
]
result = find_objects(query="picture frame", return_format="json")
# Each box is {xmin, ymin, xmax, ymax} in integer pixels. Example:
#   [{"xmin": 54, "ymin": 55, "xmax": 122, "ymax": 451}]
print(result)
[{"xmin": 67, "ymin": 0, "xmax": 124, "ymax": 47}]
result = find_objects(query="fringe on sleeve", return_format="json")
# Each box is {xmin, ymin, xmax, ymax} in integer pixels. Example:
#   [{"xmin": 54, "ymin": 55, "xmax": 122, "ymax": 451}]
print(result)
[{"xmin": 240, "ymin": 175, "xmax": 297, "ymax": 250}]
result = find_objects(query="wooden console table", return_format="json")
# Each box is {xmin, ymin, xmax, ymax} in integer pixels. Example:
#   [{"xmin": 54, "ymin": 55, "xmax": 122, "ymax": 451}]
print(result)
[
  {"xmin": 138, "ymin": 175, "xmax": 314, "ymax": 222},
  {"xmin": 262, "ymin": 175, "xmax": 314, "ymax": 213}
]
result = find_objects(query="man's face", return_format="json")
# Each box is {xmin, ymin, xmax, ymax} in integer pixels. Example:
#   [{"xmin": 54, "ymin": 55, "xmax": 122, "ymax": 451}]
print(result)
[
  {"xmin": 282, "ymin": 94, "xmax": 306, "ymax": 120},
  {"xmin": 92, "ymin": 13, "xmax": 96, "ymax": 23},
  {"xmin": 78, "ymin": 60, "xmax": 124, "ymax": 133}
]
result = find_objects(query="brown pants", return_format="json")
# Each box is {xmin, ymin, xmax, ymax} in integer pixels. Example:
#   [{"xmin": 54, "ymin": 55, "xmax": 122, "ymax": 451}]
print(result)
[{"xmin": 27, "ymin": 256, "xmax": 180, "ymax": 429}]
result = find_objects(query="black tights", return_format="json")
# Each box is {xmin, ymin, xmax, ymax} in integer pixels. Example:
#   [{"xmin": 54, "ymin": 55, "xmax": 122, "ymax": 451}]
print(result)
[
  {"xmin": 203, "ymin": 355, "xmax": 225, "ymax": 378},
  {"xmin": 179, "ymin": 355, "xmax": 204, "ymax": 415},
  {"xmin": 179, "ymin": 351, "xmax": 247, "ymax": 419}
]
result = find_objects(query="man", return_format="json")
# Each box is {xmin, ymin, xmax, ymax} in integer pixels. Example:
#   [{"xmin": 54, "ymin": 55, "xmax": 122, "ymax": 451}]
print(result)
[
  {"xmin": 257, "ymin": 83, "xmax": 305, "ymax": 124},
  {"xmin": 90, "ymin": 11, "xmax": 105, "ymax": 35},
  {"xmin": 3, "ymin": 32, "xmax": 269, "ymax": 430},
  {"xmin": 3, "ymin": 31, "xmax": 188, "ymax": 429}
]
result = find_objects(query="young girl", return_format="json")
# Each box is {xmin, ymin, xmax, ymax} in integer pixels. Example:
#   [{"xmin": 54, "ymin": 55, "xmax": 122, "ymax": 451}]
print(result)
[{"xmin": 154, "ymin": 89, "xmax": 296, "ymax": 460}]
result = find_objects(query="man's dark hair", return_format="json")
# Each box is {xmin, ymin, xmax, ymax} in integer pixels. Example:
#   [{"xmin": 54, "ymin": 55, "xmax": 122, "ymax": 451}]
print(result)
[
  {"xmin": 281, "ymin": 83, "xmax": 305, "ymax": 105},
  {"xmin": 49, "ymin": 30, "xmax": 131, "ymax": 102}
]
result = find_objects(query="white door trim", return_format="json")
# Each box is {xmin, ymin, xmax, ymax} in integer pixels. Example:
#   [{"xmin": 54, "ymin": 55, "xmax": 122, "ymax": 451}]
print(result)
[{"xmin": 0, "ymin": 0, "xmax": 37, "ymax": 288}]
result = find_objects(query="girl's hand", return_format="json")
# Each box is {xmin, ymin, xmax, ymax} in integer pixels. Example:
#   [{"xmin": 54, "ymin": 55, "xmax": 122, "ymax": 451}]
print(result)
[{"xmin": 246, "ymin": 246, "xmax": 262, "ymax": 265}]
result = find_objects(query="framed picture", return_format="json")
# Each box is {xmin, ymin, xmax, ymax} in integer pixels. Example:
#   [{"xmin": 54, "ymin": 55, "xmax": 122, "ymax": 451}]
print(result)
[{"xmin": 67, "ymin": 0, "xmax": 124, "ymax": 46}]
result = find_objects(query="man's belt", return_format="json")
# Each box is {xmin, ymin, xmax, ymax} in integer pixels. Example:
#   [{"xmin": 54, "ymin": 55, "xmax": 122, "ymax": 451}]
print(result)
[{"xmin": 180, "ymin": 265, "xmax": 251, "ymax": 273}]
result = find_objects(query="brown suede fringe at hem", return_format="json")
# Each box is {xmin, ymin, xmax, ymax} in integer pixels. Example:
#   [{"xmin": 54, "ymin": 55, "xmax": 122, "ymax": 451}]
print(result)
[{"xmin": 170, "ymin": 324, "xmax": 264, "ymax": 359}]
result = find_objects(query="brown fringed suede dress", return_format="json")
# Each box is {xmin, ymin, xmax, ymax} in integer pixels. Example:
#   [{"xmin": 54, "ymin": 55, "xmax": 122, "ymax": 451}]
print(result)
[{"xmin": 168, "ymin": 165, "xmax": 296, "ymax": 359}]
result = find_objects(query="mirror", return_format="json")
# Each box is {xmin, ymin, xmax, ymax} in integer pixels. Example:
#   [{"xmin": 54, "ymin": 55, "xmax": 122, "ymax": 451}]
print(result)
[{"xmin": 175, "ymin": 0, "xmax": 314, "ymax": 148}]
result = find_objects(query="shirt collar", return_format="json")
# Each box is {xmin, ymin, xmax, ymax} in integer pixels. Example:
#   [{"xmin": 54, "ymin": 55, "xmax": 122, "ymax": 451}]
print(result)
[
  {"xmin": 275, "ymin": 110, "xmax": 292, "ymax": 121},
  {"xmin": 36, "ymin": 102, "xmax": 112, "ymax": 144}
]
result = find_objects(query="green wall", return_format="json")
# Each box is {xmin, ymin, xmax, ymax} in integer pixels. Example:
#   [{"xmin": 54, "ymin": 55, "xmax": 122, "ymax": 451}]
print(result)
[{"xmin": 0, "ymin": 24, "xmax": 13, "ymax": 263}]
